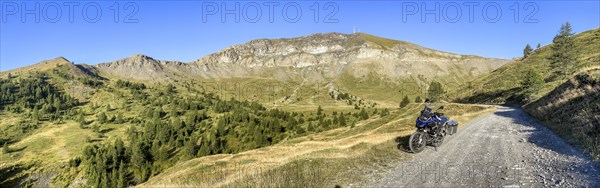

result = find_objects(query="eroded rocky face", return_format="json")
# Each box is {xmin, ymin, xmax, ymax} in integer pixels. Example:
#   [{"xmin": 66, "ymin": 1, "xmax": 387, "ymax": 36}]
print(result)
[{"xmin": 93, "ymin": 32, "xmax": 509, "ymax": 82}]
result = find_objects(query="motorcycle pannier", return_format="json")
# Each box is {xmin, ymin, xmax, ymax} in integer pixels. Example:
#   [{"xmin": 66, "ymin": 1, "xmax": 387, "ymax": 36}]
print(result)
[{"xmin": 447, "ymin": 121, "xmax": 458, "ymax": 135}]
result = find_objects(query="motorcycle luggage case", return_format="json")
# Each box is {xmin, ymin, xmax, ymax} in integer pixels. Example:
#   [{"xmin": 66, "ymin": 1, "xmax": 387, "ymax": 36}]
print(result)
[{"xmin": 447, "ymin": 121, "xmax": 458, "ymax": 135}]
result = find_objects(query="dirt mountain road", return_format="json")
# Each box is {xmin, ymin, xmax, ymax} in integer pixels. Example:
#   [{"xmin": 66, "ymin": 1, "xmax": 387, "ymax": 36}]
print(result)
[{"xmin": 362, "ymin": 106, "xmax": 600, "ymax": 187}]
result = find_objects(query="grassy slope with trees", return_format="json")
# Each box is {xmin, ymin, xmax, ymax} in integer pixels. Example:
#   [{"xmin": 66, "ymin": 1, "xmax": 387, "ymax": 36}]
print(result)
[
  {"xmin": 0, "ymin": 61, "xmax": 393, "ymax": 187},
  {"xmin": 139, "ymin": 103, "xmax": 493, "ymax": 187},
  {"xmin": 452, "ymin": 24, "xmax": 600, "ymax": 160}
]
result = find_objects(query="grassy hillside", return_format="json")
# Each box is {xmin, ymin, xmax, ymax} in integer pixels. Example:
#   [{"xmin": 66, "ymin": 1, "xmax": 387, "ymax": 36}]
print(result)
[
  {"xmin": 139, "ymin": 104, "xmax": 494, "ymax": 187},
  {"xmin": 0, "ymin": 59, "xmax": 495, "ymax": 187},
  {"xmin": 0, "ymin": 61, "xmax": 409, "ymax": 187},
  {"xmin": 452, "ymin": 28, "xmax": 600, "ymax": 104}
]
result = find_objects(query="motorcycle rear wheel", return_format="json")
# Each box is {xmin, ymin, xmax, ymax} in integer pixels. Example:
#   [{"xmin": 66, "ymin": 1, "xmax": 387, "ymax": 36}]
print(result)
[
  {"xmin": 432, "ymin": 133, "xmax": 445, "ymax": 147},
  {"xmin": 409, "ymin": 131, "xmax": 427, "ymax": 153}
]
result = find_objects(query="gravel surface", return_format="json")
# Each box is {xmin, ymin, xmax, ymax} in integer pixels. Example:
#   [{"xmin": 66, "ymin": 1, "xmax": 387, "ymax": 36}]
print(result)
[{"xmin": 360, "ymin": 106, "xmax": 600, "ymax": 187}]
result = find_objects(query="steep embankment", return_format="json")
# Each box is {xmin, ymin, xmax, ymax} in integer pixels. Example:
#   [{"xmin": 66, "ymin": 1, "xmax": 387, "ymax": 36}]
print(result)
[{"xmin": 525, "ymin": 69, "xmax": 600, "ymax": 160}]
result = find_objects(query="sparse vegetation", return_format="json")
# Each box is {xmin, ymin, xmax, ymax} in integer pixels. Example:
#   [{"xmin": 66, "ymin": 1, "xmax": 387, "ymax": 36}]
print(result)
[
  {"xmin": 399, "ymin": 95, "xmax": 410, "ymax": 108},
  {"xmin": 414, "ymin": 96, "xmax": 423, "ymax": 103}
]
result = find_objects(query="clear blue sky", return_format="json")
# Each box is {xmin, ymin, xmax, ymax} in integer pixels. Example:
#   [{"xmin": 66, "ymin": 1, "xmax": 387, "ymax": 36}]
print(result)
[{"xmin": 1, "ymin": 0, "xmax": 598, "ymax": 71}]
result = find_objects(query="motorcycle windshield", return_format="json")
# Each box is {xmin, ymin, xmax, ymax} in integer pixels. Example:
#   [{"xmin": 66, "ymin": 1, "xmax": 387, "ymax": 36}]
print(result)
[{"xmin": 416, "ymin": 118, "xmax": 430, "ymax": 127}]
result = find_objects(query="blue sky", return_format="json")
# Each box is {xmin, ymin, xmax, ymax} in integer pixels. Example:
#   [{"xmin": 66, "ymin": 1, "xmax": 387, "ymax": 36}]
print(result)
[{"xmin": 0, "ymin": 0, "xmax": 598, "ymax": 71}]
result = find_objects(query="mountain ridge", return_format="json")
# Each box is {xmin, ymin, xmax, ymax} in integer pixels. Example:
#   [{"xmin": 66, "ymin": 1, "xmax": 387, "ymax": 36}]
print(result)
[
  {"xmin": 2, "ymin": 32, "xmax": 508, "ymax": 83},
  {"xmin": 87, "ymin": 32, "xmax": 508, "ymax": 82}
]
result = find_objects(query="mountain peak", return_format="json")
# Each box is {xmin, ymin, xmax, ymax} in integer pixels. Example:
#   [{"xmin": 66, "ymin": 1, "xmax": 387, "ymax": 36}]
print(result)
[
  {"xmin": 1, "ymin": 56, "xmax": 72, "ymax": 73},
  {"xmin": 53, "ymin": 56, "xmax": 71, "ymax": 63},
  {"xmin": 127, "ymin": 54, "xmax": 155, "ymax": 61}
]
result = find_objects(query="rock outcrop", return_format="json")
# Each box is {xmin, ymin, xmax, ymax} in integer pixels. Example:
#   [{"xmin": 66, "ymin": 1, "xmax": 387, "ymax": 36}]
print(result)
[{"xmin": 92, "ymin": 32, "xmax": 509, "ymax": 82}]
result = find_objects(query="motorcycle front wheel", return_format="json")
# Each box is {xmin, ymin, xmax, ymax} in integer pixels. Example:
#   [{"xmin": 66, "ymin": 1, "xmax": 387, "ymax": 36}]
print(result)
[{"xmin": 409, "ymin": 131, "xmax": 427, "ymax": 153}]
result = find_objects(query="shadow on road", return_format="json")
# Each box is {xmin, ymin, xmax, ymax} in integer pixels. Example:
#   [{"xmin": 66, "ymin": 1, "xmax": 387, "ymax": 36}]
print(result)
[
  {"xmin": 493, "ymin": 106, "xmax": 600, "ymax": 187},
  {"xmin": 394, "ymin": 135, "xmax": 412, "ymax": 153},
  {"xmin": 493, "ymin": 107, "xmax": 579, "ymax": 157}
]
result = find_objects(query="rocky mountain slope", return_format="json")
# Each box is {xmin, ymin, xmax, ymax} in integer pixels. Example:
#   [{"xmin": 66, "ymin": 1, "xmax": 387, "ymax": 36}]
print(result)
[
  {"xmin": 86, "ymin": 32, "xmax": 509, "ymax": 106},
  {"xmin": 93, "ymin": 33, "xmax": 507, "ymax": 83}
]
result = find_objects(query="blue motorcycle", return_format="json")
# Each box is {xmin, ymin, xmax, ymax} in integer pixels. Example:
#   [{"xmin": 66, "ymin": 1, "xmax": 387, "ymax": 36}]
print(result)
[{"xmin": 409, "ymin": 103, "xmax": 458, "ymax": 153}]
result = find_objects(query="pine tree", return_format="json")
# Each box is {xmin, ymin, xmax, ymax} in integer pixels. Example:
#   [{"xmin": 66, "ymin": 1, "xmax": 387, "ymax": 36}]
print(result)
[
  {"xmin": 522, "ymin": 68, "xmax": 544, "ymax": 102},
  {"xmin": 117, "ymin": 161, "xmax": 127, "ymax": 188},
  {"xmin": 536, "ymin": 43, "xmax": 541, "ymax": 50},
  {"xmin": 307, "ymin": 122, "xmax": 315, "ymax": 132},
  {"xmin": 115, "ymin": 113, "xmax": 124, "ymax": 124},
  {"xmin": 98, "ymin": 112, "xmax": 107, "ymax": 124},
  {"xmin": 92, "ymin": 123, "xmax": 100, "ymax": 133},
  {"xmin": 414, "ymin": 96, "xmax": 423, "ymax": 103},
  {"xmin": 197, "ymin": 143, "xmax": 210, "ymax": 157},
  {"xmin": 427, "ymin": 81, "xmax": 445, "ymax": 102},
  {"xmin": 78, "ymin": 111, "xmax": 86, "ymax": 129},
  {"xmin": 384, "ymin": 108, "xmax": 390, "ymax": 116},
  {"xmin": 157, "ymin": 145, "xmax": 169, "ymax": 162},
  {"xmin": 338, "ymin": 114, "xmax": 347, "ymax": 126},
  {"xmin": 359, "ymin": 108, "xmax": 369, "ymax": 120},
  {"xmin": 399, "ymin": 95, "xmax": 410, "ymax": 108},
  {"xmin": 550, "ymin": 22, "xmax": 576, "ymax": 79},
  {"xmin": 182, "ymin": 138, "xmax": 196, "ymax": 160},
  {"xmin": 316, "ymin": 105, "xmax": 323, "ymax": 116},
  {"xmin": 523, "ymin": 44, "xmax": 533, "ymax": 58},
  {"xmin": 35, "ymin": 87, "xmax": 42, "ymax": 99},
  {"xmin": 3, "ymin": 142, "xmax": 9, "ymax": 153},
  {"xmin": 295, "ymin": 125, "xmax": 306, "ymax": 134},
  {"xmin": 32, "ymin": 106, "xmax": 40, "ymax": 122}
]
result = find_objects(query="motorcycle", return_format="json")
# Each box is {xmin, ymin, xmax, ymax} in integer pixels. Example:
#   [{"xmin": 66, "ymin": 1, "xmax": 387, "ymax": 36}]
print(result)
[{"xmin": 408, "ymin": 102, "xmax": 458, "ymax": 153}]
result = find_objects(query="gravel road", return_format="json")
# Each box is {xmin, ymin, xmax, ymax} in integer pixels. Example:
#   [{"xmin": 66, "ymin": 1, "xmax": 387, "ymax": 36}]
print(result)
[{"xmin": 361, "ymin": 106, "xmax": 600, "ymax": 187}]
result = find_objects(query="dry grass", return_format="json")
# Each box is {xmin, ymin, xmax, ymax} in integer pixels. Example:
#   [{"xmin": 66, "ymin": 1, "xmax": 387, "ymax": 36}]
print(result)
[
  {"xmin": 138, "ymin": 103, "xmax": 494, "ymax": 188},
  {"xmin": 525, "ymin": 69, "xmax": 600, "ymax": 160}
]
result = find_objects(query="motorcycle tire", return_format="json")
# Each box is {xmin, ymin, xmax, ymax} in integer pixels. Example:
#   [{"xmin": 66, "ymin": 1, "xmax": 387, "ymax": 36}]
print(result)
[{"xmin": 409, "ymin": 131, "xmax": 427, "ymax": 153}]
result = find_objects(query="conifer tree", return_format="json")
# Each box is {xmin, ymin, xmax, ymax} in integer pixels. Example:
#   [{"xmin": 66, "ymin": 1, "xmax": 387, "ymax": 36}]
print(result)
[
  {"xmin": 400, "ymin": 95, "xmax": 410, "ymax": 108},
  {"xmin": 523, "ymin": 44, "xmax": 533, "ymax": 58},
  {"xmin": 551, "ymin": 22, "xmax": 576, "ymax": 79}
]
